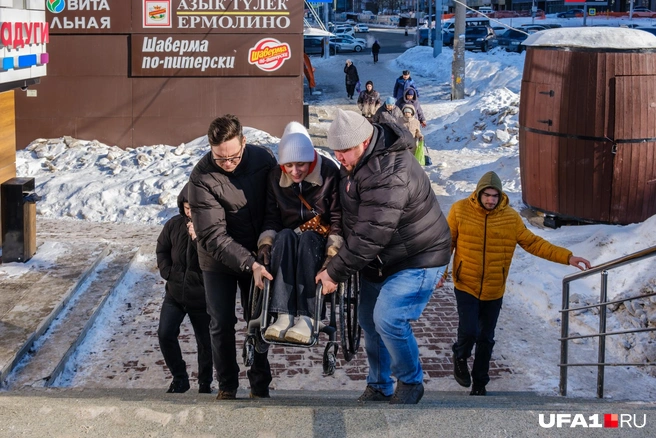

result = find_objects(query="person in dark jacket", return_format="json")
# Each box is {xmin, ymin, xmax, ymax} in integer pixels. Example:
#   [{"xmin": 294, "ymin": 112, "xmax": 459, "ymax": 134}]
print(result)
[
  {"xmin": 393, "ymin": 70, "xmax": 418, "ymax": 100},
  {"xmin": 357, "ymin": 80, "xmax": 381, "ymax": 119},
  {"xmin": 344, "ymin": 59, "xmax": 359, "ymax": 100},
  {"xmin": 316, "ymin": 110, "xmax": 451, "ymax": 405},
  {"xmin": 254, "ymin": 122, "xmax": 343, "ymax": 344},
  {"xmin": 371, "ymin": 40, "xmax": 381, "ymax": 63},
  {"xmin": 188, "ymin": 114, "xmax": 277, "ymax": 400},
  {"xmin": 372, "ymin": 96, "xmax": 403, "ymax": 126},
  {"xmin": 156, "ymin": 183, "xmax": 213, "ymax": 394},
  {"xmin": 395, "ymin": 88, "xmax": 426, "ymax": 127}
]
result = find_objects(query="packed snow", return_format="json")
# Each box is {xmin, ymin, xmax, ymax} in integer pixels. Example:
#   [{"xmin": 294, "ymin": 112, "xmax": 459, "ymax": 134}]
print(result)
[{"xmin": 8, "ymin": 24, "xmax": 656, "ymax": 400}]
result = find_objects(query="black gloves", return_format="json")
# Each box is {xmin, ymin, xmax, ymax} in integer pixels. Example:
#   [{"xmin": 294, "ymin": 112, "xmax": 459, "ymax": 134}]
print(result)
[{"xmin": 257, "ymin": 244, "xmax": 271, "ymax": 266}]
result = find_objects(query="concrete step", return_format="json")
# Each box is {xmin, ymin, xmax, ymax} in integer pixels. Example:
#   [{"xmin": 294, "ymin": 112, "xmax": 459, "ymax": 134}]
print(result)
[
  {"xmin": 0, "ymin": 242, "xmax": 107, "ymax": 385},
  {"xmin": 5, "ymin": 244, "xmax": 140, "ymax": 389},
  {"xmin": 1, "ymin": 388, "xmax": 655, "ymax": 437}
]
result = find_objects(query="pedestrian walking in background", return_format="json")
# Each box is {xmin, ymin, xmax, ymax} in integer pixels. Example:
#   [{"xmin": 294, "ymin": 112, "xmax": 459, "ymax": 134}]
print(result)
[
  {"xmin": 393, "ymin": 70, "xmax": 418, "ymax": 100},
  {"xmin": 401, "ymin": 104, "xmax": 422, "ymax": 156},
  {"xmin": 344, "ymin": 59, "xmax": 359, "ymax": 100},
  {"xmin": 156, "ymin": 183, "xmax": 213, "ymax": 394},
  {"xmin": 396, "ymin": 88, "xmax": 426, "ymax": 127},
  {"xmin": 357, "ymin": 81, "xmax": 381, "ymax": 119},
  {"xmin": 188, "ymin": 114, "xmax": 276, "ymax": 400},
  {"xmin": 372, "ymin": 97, "xmax": 404, "ymax": 125},
  {"xmin": 446, "ymin": 171, "xmax": 591, "ymax": 396},
  {"xmin": 371, "ymin": 40, "xmax": 380, "ymax": 64},
  {"xmin": 316, "ymin": 110, "xmax": 452, "ymax": 405}
]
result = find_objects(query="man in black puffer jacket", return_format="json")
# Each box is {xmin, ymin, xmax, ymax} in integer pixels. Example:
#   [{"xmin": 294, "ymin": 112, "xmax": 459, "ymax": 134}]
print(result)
[
  {"xmin": 188, "ymin": 114, "xmax": 277, "ymax": 400},
  {"xmin": 156, "ymin": 183, "xmax": 212, "ymax": 394},
  {"xmin": 316, "ymin": 109, "xmax": 451, "ymax": 405}
]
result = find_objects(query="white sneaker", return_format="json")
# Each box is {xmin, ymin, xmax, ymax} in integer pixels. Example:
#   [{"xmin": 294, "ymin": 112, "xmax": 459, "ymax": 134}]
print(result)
[
  {"xmin": 284, "ymin": 316, "xmax": 324, "ymax": 344},
  {"xmin": 264, "ymin": 314, "xmax": 294, "ymax": 341}
]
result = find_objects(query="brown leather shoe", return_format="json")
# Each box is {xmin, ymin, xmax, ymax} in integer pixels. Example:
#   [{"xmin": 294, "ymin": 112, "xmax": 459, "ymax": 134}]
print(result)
[{"xmin": 216, "ymin": 389, "xmax": 237, "ymax": 400}]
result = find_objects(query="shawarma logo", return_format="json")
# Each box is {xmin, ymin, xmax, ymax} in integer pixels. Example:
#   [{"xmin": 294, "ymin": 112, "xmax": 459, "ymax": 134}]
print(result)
[
  {"xmin": 248, "ymin": 38, "xmax": 291, "ymax": 72},
  {"xmin": 47, "ymin": 0, "xmax": 66, "ymax": 13}
]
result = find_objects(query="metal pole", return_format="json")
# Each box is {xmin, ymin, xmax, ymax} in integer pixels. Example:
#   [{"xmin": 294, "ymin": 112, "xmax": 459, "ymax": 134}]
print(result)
[
  {"xmin": 416, "ymin": 0, "xmax": 420, "ymax": 46},
  {"xmin": 597, "ymin": 271, "xmax": 608, "ymax": 399},
  {"xmin": 428, "ymin": 0, "xmax": 432, "ymax": 47},
  {"xmin": 559, "ymin": 281, "xmax": 570, "ymax": 396},
  {"xmin": 434, "ymin": 0, "xmax": 442, "ymax": 57}
]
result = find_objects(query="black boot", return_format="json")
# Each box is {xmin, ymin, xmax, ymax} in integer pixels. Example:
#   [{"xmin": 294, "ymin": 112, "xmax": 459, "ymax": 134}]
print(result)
[
  {"xmin": 453, "ymin": 353, "xmax": 471, "ymax": 388},
  {"xmin": 199, "ymin": 382, "xmax": 212, "ymax": 394},
  {"xmin": 470, "ymin": 385, "xmax": 487, "ymax": 396},
  {"xmin": 166, "ymin": 379, "xmax": 190, "ymax": 393}
]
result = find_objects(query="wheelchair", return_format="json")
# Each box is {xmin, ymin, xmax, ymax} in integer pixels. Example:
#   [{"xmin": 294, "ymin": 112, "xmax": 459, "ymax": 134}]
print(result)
[{"xmin": 242, "ymin": 272, "xmax": 362, "ymax": 375}]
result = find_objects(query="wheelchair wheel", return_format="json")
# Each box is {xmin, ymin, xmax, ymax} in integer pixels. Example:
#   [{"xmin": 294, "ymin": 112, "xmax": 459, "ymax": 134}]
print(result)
[
  {"xmin": 340, "ymin": 273, "xmax": 362, "ymax": 362},
  {"xmin": 242, "ymin": 336, "xmax": 255, "ymax": 367}
]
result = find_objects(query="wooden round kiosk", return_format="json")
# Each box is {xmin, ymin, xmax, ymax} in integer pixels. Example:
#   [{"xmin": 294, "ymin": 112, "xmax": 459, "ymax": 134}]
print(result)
[{"xmin": 519, "ymin": 28, "xmax": 656, "ymax": 225}]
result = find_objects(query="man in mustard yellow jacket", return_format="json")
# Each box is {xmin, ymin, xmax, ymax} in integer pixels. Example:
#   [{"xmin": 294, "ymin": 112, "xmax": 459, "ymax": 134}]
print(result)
[{"xmin": 446, "ymin": 171, "xmax": 591, "ymax": 396}]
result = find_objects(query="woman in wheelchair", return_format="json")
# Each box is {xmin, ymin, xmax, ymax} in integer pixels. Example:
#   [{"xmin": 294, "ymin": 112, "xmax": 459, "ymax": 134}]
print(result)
[{"xmin": 253, "ymin": 122, "xmax": 343, "ymax": 344}]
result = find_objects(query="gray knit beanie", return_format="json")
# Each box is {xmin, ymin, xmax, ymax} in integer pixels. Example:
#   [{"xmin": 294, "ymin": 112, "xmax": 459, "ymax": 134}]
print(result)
[
  {"xmin": 279, "ymin": 132, "xmax": 315, "ymax": 164},
  {"xmin": 327, "ymin": 109, "xmax": 374, "ymax": 151}
]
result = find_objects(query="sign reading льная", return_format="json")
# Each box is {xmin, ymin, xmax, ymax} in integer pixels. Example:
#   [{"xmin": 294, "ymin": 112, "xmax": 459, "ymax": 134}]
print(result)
[{"xmin": 47, "ymin": 0, "xmax": 302, "ymax": 76}]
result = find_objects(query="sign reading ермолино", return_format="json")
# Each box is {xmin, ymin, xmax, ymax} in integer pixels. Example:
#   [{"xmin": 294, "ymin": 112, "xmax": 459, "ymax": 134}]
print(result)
[{"xmin": 47, "ymin": 0, "xmax": 302, "ymax": 34}]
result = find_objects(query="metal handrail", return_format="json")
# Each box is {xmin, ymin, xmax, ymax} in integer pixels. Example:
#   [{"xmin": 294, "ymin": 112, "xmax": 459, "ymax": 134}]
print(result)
[{"xmin": 559, "ymin": 245, "xmax": 656, "ymax": 398}]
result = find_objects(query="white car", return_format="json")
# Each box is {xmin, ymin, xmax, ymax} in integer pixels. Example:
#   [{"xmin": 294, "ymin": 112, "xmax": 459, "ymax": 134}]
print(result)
[
  {"xmin": 329, "ymin": 36, "xmax": 365, "ymax": 52},
  {"xmin": 354, "ymin": 24, "xmax": 369, "ymax": 33},
  {"xmin": 331, "ymin": 34, "xmax": 366, "ymax": 46},
  {"xmin": 333, "ymin": 27, "xmax": 355, "ymax": 37}
]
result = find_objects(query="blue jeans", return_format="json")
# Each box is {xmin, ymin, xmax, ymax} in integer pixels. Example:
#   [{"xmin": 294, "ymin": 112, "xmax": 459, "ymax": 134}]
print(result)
[
  {"xmin": 359, "ymin": 266, "xmax": 444, "ymax": 395},
  {"xmin": 452, "ymin": 287, "xmax": 503, "ymax": 387}
]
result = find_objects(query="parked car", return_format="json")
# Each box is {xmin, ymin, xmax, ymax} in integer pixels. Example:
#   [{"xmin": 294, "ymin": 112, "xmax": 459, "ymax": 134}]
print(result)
[
  {"xmin": 632, "ymin": 7, "xmax": 656, "ymax": 18},
  {"xmin": 333, "ymin": 26, "xmax": 355, "ymax": 37},
  {"xmin": 354, "ymin": 24, "xmax": 369, "ymax": 32},
  {"xmin": 557, "ymin": 9, "xmax": 585, "ymax": 18},
  {"xmin": 464, "ymin": 25, "xmax": 498, "ymax": 52},
  {"xmin": 330, "ymin": 34, "xmax": 366, "ymax": 46},
  {"xmin": 492, "ymin": 26, "xmax": 507, "ymax": 36},
  {"xmin": 329, "ymin": 36, "xmax": 365, "ymax": 52},
  {"xmin": 303, "ymin": 36, "xmax": 337, "ymax": 56},
  {"xmin": 497, "ymin": 28, "xmax": 533, "ymax": 53}
]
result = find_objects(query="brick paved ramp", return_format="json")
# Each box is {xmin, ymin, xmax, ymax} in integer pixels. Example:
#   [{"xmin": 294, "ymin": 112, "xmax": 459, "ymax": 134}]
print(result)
[
  {"xmin": 1, "ymin": 218, "xmax": 510, "ymax": 392},
  {"xmin": 1, "ymin": 388, "xmax": 655, "ymax": 437}
]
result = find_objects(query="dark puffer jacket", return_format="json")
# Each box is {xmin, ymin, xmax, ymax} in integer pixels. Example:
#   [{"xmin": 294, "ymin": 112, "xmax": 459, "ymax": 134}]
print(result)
[
  {"xmin": 261, "ymin": 154, "xmax": 342, "ymax": 240},
  {"xmin": 189, "ymin": 144, "xmax": 277, "ymax": 273},
  {"xmin": 327, "ymin": 123, "xmax": 451, "ymax": 282},
  {"xmin": 156, "ymin": 184, "xmax": 206, "ymax": 311}
]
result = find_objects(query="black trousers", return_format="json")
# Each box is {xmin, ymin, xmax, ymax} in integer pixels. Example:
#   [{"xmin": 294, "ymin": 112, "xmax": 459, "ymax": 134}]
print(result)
[
  {"xmin": 373, "ymin": 53, "xmax": 379, "ymax": 63},
  {"xmin": 346, "ymin": 83, "xmax": 356, "ymax": 98},
  {"xmin": 269, "ymin": 229, "xmax": 325, "ymax": 317},
  {"xmin": 452, "ymin": 287, "xmax": 503, "ymax": 387},
  {"xmin": 202, "ymin": 270, "xmax": 272, "ymax": 393},
  {"xmin": 158, "ymin": 294, "xmax": 213, "ymax": 384}
]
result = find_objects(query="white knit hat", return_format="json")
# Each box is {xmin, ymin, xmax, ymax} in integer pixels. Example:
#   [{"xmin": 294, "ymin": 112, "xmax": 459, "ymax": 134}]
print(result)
[
  {"xmin": 282, "ymin": 121, "xmax": 310, "ymax": 138},
  {"xmin": 278, "ymin": 131, "xmax": 315, "ymax": 164},
  {"xmin": 327, "ymin": 109, "xmax": 374, "ymax": 151}
]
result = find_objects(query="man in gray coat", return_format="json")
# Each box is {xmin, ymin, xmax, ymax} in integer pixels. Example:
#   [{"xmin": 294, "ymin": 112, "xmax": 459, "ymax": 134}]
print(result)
[
  {"xmin": 188, "ymin": 114, "xmax": 276, "ymax": 400},
  {"xmin": 316, "ymin": 110, "xmax": 451, "ymax": 404}
]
